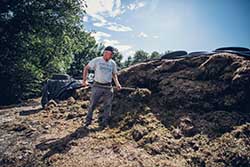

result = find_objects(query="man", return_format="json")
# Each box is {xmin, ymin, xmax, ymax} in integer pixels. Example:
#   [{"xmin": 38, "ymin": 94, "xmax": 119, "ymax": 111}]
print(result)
[{"xmin": 82, "ymin": 46, "xmax": 122, "ymax": 128}]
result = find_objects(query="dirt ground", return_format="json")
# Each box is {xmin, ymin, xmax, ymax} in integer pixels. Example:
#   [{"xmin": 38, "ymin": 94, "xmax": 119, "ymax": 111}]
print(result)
[{"xmin": 1, "ymin": 53, "xmax": 250, "ymax": 167}]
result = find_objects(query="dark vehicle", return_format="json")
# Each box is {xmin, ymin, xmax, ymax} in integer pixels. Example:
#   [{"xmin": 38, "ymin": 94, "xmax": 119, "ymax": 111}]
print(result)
[{"xmin": 41, "ymin": 74, "xmax": 89, "ymax": 108}]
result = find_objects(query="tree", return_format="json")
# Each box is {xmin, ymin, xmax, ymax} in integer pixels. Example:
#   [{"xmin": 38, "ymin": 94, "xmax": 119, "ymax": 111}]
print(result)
[
  {"xmin": 0, "ymin": 0, "xmax": 87, "ymax": 105},
  {"xmin": 67, "ymin": 33, "xmax": 101, "ymax": 77},
  {"xmin": 150, "ymin": 51, "xmax": 161, "ymax": 59},
  {"xmin": 123, "ymin": 56, "xmax": 133, "ymax": 68},
  {"xmin": 132, "ymin": 50, "xmax": 149, "ymax": 64},
  {"xmin": 161, "ymin": 50, "xmax": 172, "ymax": 56},
  {"xmin": 112, "ymin": 48, "xmax": 123, "ymax": 70}
]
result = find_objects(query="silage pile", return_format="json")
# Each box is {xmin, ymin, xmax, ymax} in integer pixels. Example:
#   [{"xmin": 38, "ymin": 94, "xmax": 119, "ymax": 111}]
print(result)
[{"xmin": 1, "ymin": 53, "xmax": 250, "ymax": 167}]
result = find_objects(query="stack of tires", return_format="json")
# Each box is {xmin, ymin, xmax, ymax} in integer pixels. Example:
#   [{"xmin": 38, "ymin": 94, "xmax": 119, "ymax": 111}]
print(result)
[{"xmin": 160, "ymin": 47, "xmax": 250, "ymax": 60}]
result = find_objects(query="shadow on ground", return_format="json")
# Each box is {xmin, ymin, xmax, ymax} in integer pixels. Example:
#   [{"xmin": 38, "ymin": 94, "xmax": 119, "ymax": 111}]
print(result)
[{"xmin": 36, "ymin": 125, "xmax": 105, "ymax": 160}]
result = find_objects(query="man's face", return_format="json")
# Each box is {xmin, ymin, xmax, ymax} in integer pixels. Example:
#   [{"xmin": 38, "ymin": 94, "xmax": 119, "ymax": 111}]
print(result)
[{"xmin": 103, "ymin": 50, "xmax": 113, "ymax": 61}]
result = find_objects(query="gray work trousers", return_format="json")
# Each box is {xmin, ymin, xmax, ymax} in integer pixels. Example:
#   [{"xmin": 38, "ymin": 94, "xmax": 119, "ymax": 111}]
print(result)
[{"xmin": 86, "ymin": 85, "xmax": 114, "ymax": 124}]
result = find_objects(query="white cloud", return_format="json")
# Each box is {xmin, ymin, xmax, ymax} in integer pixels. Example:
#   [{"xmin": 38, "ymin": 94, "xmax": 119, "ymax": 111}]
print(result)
[
  {"xmin": 84, "ymin": 0, "xmax": 135, "ymax": 60},
  {"xmin": 93, "ymin": 22, "xmax": 106, "ymax": 27},
  {"xmin": 103, "ymin": 39, "xmax": 132, "ymax": 52},
  {"xmin": 91, "ymin": 33, "xmax": 133, "ymax": 54},
  {"xmin": 91, "ymin": 14, "xmax": 107, "ymax": 23},
  {"xmin": 85, "ymin": 0, "xmax": 132, "ymax": 32},
  {"xmin": 93, "ymin": 21, "xmax": 133, "ymax": 32},
  {"xmin": 85, "ymin": 0, "xmax": 146, "ymax": 17},
  {"xmin": 138, "ymin": 32, "xmax": 148, "ymax": 38},
  {"xmin": 89, "ymin": 31, "xmax": 134, "ymax": 61},
  {"xmin": 107, "ymin": 23, "xmax": 133, "ymax": 32},
  {"xmin": 127, "ymin": 1, "xmax": 146, "ymax": 10},
  {"xmin": 116, "ymin": 45, "xmax": 133, "ymax": 52},
  {"xmin": 122, "ymin": 49, "xmax": 136, "ymax": 61},
  {"xmin": 82, "ymin": 16, "xmax": 88, "ymax": 22},
  {"xmin": 153, "ymin": 35, "xmax": 159, "ymax": 39},
  {"xmin": 102, "ymin": 39, "xmax": 133, "ymax": 61},
  {"xmin": 110, "ymin": 0, "xmax": 124, "ymax": 17},
  {"xmin": 103, "ymin": 39, "xmax": 120, "ymax": 46},
  {"xmin": 92, "ymin": 16, "xmax": 133, "ymax": 32},
  {"xmin": 90, "ymin": 14, "xmax": 108, "ymax": 28},
  {"xmin": 119, "ymin": 47, "xmax": 134, "ymax": 62},
  {"xmin": 86, "ymin": 0, "xmax": 123, "ymax": 18},
  {"xmin": 91, "ymin": 31, "xmax": 111, "ymax": 42}
]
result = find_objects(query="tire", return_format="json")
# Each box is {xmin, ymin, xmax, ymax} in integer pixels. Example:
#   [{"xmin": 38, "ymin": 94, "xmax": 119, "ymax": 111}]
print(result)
[
  {"xmin": 51, "ymin": 74, "xmax": 71, "ymax": 80},
  {"xmin": 41, "ymin": 84, "xmax": 49, "ymax": 108},
  {"xmin": 214, "ymin": 47, "xmax": 250, "ymax": 59},
  {"xmin": 161, "ymin": 50, "xmax": 188, "ymax": 59},
  {"xmin": 215, "ymin": 47, "xmax": 250, "ymax": 52},
  {"xmin": 188, "ymin": 51, "xmax": 215, "ymax": 57}
]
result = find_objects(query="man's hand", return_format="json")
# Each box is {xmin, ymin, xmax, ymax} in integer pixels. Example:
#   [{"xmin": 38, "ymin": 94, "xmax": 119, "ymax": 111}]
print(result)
[
  {"xmin": 112, "ymin": 73, "xmax": 122, "ymax": 91},
  {"xmin": 82, "ymin": 80, "xmax": 89, "ymax": 87},
  {"xmin": 116, "ymin": 84, "xmax": 122, "ymax": 91}
]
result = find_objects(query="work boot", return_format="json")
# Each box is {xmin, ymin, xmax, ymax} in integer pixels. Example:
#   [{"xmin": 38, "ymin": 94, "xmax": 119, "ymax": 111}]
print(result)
[{"xmin": 100, "ymin": 119, "xmax": 109, "ymax": 129}]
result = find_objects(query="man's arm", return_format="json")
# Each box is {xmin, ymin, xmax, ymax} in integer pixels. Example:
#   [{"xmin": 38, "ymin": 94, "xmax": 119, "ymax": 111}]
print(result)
[
  {"xmin": 112, "ymin": 73, "xmax": 122, "ymax": 90},
  {"xmin": 82, "ymin": 65, "xmax": 90, "ymax": 87}
]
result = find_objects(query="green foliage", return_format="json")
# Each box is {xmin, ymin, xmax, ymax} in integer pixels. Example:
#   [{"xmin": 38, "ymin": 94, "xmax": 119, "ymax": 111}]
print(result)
[
  {"xmin": 0, "ymin": 0, "xmax": 143, "ymax": 105},
  {"xmin": 67, "ymin": 34, "xmax": 102, "ymax": 77},
  {"xmin": 0, "ymin": 0, "xmax": 88, "ymax": 104},
  {"xmin": 122, "ymin": 50, "xmax": 173, "ymax": 68},
  {"xmin": 112, "ymin": 49, "xmax": 123, "ymax": 70},
  {"xmin": 150, "ymin": 51, "xmax": 161, "ymax": 59},
  {"xmin": 123, "ymin": 50, "xmax": 161, "ymax": 68},
  {"xmin": 132, "ymin": 50, "xmax": 149, "ymax": 64},
  {"xmin": 123, "ymin": 56, "xmax": 133, "ymax": 68}
]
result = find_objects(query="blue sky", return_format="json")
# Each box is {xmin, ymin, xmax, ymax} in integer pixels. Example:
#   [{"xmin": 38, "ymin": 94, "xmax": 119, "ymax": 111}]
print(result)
[{"xmin": 84, "ymin": 0, "xmax": 250, "ymax": 60}]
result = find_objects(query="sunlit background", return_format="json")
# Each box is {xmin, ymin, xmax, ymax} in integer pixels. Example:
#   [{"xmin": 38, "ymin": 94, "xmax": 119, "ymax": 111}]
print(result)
[{"xmin": 84, "ymin": 0, "xmax": 250, "ymax": 60}]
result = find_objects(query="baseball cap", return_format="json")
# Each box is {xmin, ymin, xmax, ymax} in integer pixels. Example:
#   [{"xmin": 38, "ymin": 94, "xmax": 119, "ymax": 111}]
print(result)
[{"xmin": 104, "ymin": 46, "xmax": 116, "ymax": 54}]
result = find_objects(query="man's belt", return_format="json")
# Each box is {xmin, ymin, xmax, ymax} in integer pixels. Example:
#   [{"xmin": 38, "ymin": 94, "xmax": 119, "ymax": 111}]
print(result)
[{"xmin": 94, "ymin": 81, "xmax": 112, "ymax": 86}]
